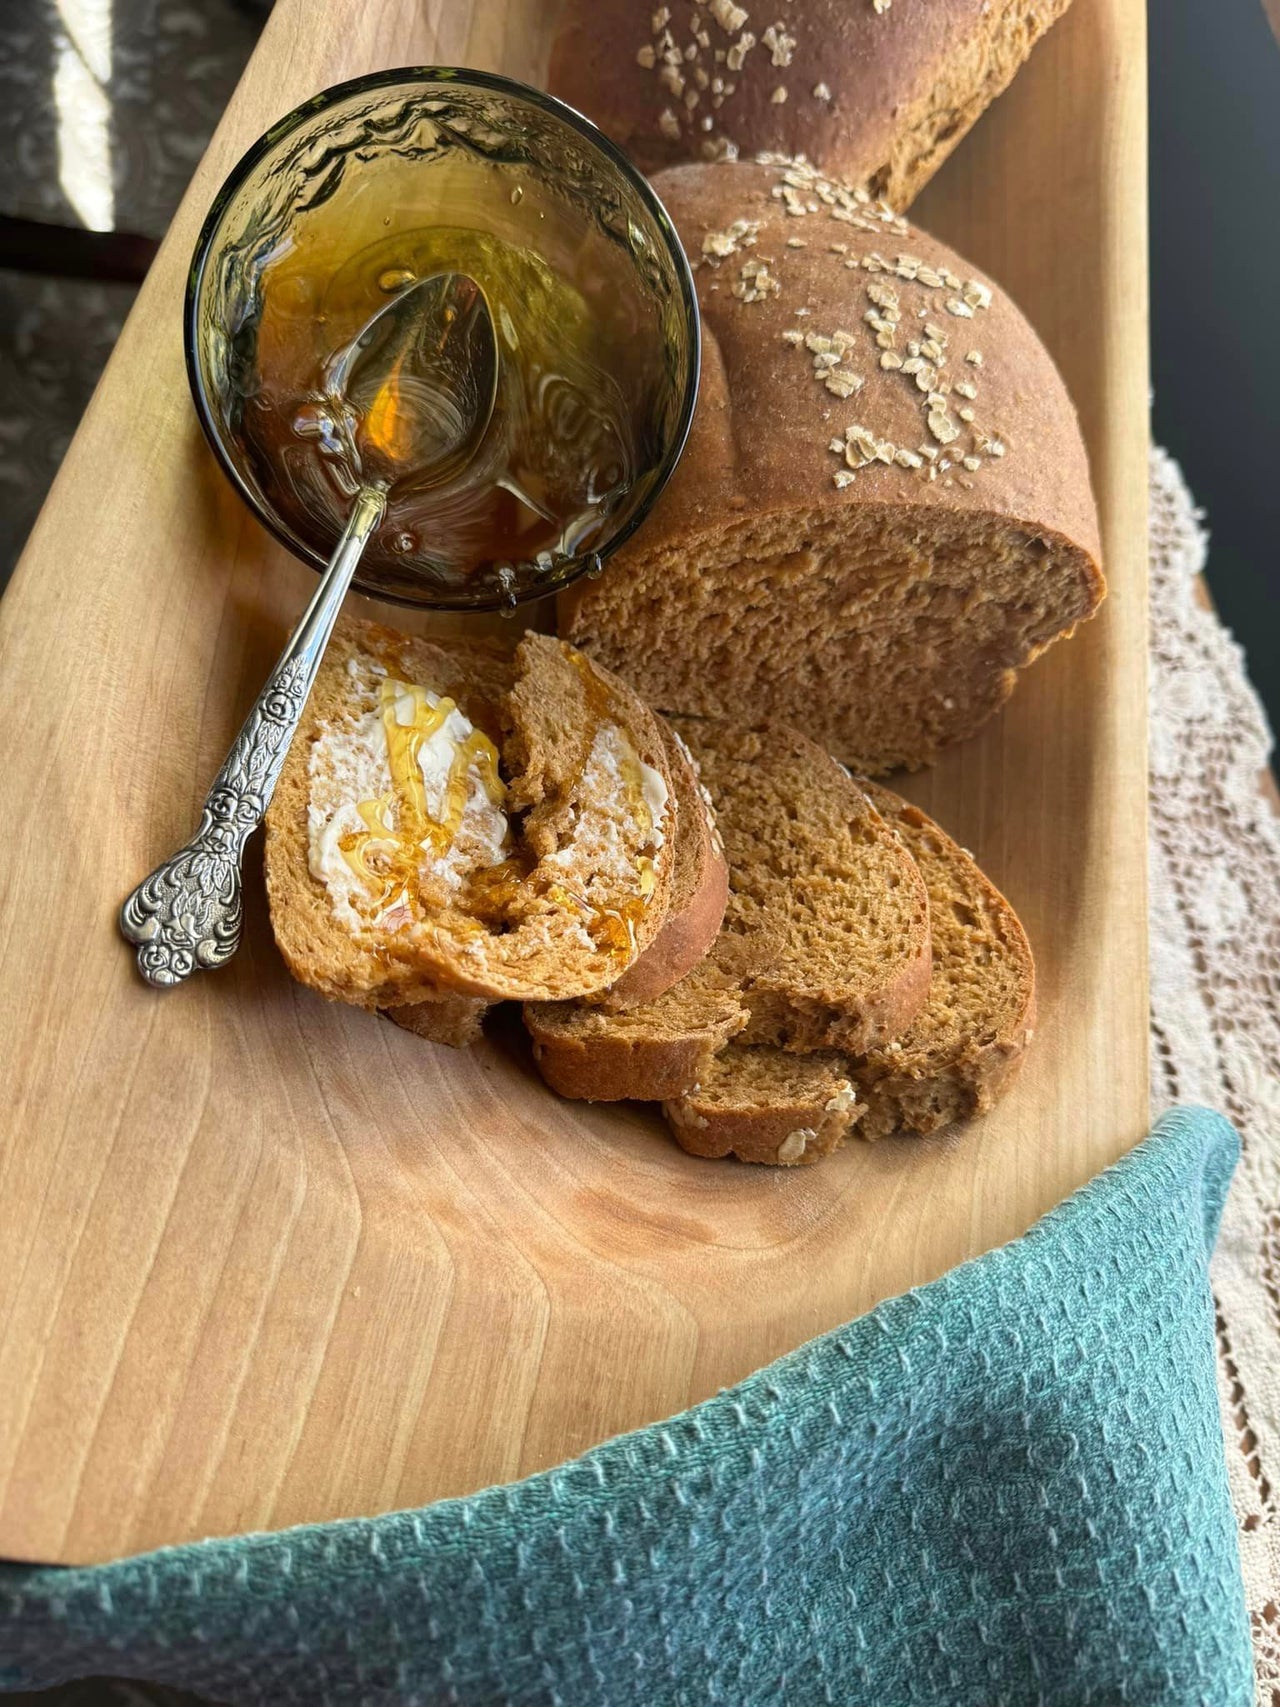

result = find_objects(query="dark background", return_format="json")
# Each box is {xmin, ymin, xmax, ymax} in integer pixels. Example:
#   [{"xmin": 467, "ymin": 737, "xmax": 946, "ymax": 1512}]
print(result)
[
  {"xmin": 1, "ymin": 0, "xmax": 1277, "ymax": 731},
  {"xmin": 1150, "ymin": 0, "xmax": 1280, "ymax": 726}
]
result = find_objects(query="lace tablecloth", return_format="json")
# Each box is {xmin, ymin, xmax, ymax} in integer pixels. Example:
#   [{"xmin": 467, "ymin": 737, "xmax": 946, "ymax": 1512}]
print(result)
[{"xmin": 1149, "ymin": 449, "xmax": 1280, "ymax": 1698}]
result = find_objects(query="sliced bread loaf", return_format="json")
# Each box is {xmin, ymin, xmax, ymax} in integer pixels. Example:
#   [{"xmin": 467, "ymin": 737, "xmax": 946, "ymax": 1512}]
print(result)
[
  {"xmin": 548, "ymin": 0, "xmax": 1073, "ymax": 208},
  {"xmin": 664, "ymin": 782, "xmax": 1036, "ymax": 1157},
  {"xmin": 524, "ymin": 716, "xmax": 931, "ymax": 1099},
  {"xmin": 560, "ymin": 159, "xmax": 1104, "ymax": 776},
  {"xmin": 264, "ymin": 621, "xmax": 677, "ymax": 1008}
]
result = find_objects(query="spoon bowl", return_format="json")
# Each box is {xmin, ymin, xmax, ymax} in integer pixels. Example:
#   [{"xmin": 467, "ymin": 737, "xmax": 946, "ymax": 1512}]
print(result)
[{"xmin": 322, "ymin": 272, "xmax": 499, "ymax": 494}]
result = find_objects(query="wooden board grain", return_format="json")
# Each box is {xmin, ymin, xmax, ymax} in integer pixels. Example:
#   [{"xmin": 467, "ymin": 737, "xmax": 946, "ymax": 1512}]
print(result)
[{"xmin": 0, "ymin": 0, "xmax": 1149, "ymax": 1566}]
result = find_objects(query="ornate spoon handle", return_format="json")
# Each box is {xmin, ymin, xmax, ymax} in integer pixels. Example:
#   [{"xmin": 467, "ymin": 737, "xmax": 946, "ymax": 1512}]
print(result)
[{"xmin": 120, "ymin": 486, "xmax": 387, "ymax": 989}]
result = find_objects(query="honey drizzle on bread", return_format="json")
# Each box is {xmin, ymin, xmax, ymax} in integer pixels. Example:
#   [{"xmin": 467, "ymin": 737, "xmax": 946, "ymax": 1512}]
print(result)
[
  {"xmin": 333, "ymin": 677, "xmax": 507, "ymax": 926},
  {"xmin": 264, "ymin": 621, "xmax": 678, "ymax": 1008}
]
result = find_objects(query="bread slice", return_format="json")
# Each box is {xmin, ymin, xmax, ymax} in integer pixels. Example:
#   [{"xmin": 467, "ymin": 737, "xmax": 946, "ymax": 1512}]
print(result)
[
  {"xmin": 594, "ymin": 722, "xmax": 728, "ymax": 1009},
  {"xmin": 664, "ymin": 1049, "xmax": 863, "ymax": 1168},
  {"xmin": 264, "ymin": 621, "xmax": 677, "ymax": 1008},
  {"xmin": 384, "ymin": 994, "xmax": 491, "ymax": 1050},
  {"xmin": 548, "ymin": 0, "xmax": 1073, "ymax": 210},
  {"xmin": 853, "ymin": 783, "xmax": 1037, "ymax": 1139},
  {"xmin": 386, "ymin": 718, "xmax": 729, "ymax": 1048},
  {"xmin": 665, "ymin": 783, "xmax": 1036, "ymax": 1157},
  {"xmin": 524, "ymin": 717, "xmax": 931, "ymax": 1099},
  {"xmin": 528, "ymin": 961, "xmax": 749, "ymax": 1102},
  {"xmin": 560, "ymin": 159, "xmax": 1104, "ymax": 776}
]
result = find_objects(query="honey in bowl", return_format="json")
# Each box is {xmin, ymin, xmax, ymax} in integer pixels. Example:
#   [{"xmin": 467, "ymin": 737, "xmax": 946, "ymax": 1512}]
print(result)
[{"xmin": 189, "ymin": 75, "xmax": 699, "ymax": 609}]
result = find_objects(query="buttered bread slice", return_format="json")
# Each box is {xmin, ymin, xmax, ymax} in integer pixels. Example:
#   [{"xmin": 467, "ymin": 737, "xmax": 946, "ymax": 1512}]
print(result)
[
  {"xmin": 386, "ymin": 715, "xmax": 730, "ymax": 1046},
  {"xmin": 264, "ymin": 620, "xmax": 677, "ymax": 1008},
  {"xmin": 525, "ymin": 717, "xmax": 932, "ymax": 1099}
]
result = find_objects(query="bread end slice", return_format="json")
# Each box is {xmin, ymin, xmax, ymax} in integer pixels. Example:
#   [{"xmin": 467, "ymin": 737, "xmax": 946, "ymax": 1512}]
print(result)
[
  {"xmin": 665, "ymin": 1047, "xmax": 862, "ymax": 1166},
  {"xmin": 854, "ymin": 783, "xmax": 1037, "ymax": 1140}
]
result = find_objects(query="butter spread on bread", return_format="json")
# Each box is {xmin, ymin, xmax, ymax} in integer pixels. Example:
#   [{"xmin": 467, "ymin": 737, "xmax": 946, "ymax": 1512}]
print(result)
[{"xmin": 307, "ymin": 666, "xmax": 510, "ymax": 934}]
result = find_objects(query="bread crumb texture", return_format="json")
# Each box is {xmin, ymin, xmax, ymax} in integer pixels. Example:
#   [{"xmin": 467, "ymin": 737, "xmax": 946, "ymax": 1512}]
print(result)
[
  {"xmin": 667, "ymin": 780, "xmax": 1036, "ymax": 1159},
  {"xmin": 547, "ymin": 0, "xmax": 1076, "ymax": 203},
  {"xmin": 560, "ymin": 159, "xmax": 1103, "ymax": 775}
]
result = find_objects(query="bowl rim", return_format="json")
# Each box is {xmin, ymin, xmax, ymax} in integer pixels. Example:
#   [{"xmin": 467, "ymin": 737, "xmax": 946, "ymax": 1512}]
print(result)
[{"xmin": 183, "ymin": 64, "xmax": 701, "ymax": 611}]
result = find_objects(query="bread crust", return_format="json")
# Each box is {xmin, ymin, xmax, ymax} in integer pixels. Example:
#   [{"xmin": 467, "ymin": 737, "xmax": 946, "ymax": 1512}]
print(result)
[
  {"xmin": 854, "ymin": 782, "xmax": 1037, "ymax": 1139},
  {"xmin": 548, "ymin": 0, "xmax": 1074, "ymax": 209},
  {"xmin": 560, "ymin": 160, "xmax": 1104, "ymax": 775},
  {"xmin": 595, "ymin": 722, "xmax": 729, "ymax": 1008}
]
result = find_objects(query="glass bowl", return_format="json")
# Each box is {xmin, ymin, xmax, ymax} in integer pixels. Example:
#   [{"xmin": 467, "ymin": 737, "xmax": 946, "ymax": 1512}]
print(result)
[{"xmin": 184, "ymin": 67, "xmax": 700, "ymax": 610}]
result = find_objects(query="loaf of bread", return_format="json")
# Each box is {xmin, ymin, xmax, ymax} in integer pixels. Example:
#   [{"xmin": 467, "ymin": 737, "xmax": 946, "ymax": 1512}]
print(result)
[
  {"xmin": 664, "ymin": 779, "xmax": 1036, "ymax": 1160},
  {"xmin": 264, "ymin": 621, "xmax": 678, "ymax": 1008},
  {"xmin": 560, "ymin": 158, "xmax": 1104, "ymax": 775},
  {"xmin": 525, "ymin": 716, "xmax": 932, "ymax": 1098},
  {"xmin": 547, "ymin": 0, "xmax": 1074, "ymax": 207}
]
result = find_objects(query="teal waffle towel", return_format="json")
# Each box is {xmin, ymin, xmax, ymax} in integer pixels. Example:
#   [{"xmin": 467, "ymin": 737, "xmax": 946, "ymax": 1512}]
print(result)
[{"xmin": 0, "ymin": 1107, "xmax": 1252, "ymax": 1705}]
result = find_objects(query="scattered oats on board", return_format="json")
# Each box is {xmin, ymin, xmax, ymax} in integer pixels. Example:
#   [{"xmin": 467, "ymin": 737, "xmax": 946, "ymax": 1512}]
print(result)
[{"xmin": 813, "ymin": 82, "xmax": 832, "ymax": 101}]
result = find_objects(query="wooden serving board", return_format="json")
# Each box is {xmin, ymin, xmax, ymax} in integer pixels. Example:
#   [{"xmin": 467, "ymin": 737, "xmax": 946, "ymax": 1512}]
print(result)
[{"xmin": 0, "ymin": 0, "xmax": 1149, "ymax": 1566}]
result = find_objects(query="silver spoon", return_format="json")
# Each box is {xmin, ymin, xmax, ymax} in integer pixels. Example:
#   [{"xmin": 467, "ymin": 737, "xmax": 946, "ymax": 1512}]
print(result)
[{"xmin": 121, "ymin": 272, "xmax": 500, "ymax": 989}]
